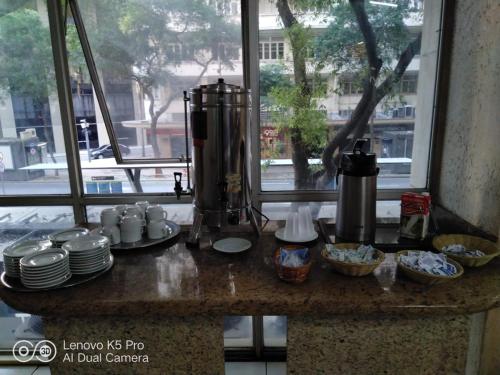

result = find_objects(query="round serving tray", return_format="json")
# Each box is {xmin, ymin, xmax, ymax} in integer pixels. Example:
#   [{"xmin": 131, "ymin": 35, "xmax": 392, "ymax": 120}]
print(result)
[
  {"xmin": 1, "ymin": 255, "xmax": 114, "ymax": 293},
  {"xmin": 109, "ymin": 220, "xmax": 181, "ymax": 251}
]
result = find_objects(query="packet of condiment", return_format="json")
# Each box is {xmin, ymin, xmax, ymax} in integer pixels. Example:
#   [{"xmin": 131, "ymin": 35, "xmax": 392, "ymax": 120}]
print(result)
[
  {"xmin": 279, "ymin": 247, "xmax": 309, "ymax": 268},
  {"xmin": 399, "ymin": 192, "xmax": 431, "ymax": 240}
]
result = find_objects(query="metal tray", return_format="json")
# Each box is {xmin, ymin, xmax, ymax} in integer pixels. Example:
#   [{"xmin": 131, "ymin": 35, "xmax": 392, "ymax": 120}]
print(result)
[
  {"xmin": 1, "ymin": 255, "xmax": 114, "ymax": 293},
  {"xmin": 109, "ymin": 220, "xmax": 181, "ymax": 251}
]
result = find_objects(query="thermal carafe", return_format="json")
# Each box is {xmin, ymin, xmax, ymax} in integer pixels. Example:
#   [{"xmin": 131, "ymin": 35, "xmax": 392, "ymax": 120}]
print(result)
[
  {"xmin": 335, "ymin": 139, "xmax": 379, "ymax": 242},
  {"xmin": 188, "ymin": 79, "xmax": 257, "ymax": 243}
]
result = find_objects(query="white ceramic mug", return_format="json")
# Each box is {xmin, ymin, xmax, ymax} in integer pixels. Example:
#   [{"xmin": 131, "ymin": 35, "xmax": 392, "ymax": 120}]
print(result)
[
  {"xmin": 147, "ymin": 219, "xmax": 170, "ymax": 240},
  {"xmin": 123, "ymin": 205, "xmax": 144, "ymax": 219},
  {"xmin": 100, "ymin": 208, "xmax": 121, "ymax": 226},
  {"xmin": 120, "ymin": 215, "xmax": 145, "ymax": 243},
  {"xmin": 98, "ymin": 225, "xmax": 121, "ymax": 245},
  {"xmin": 135, "ymin": 201, "xmax": 149, "ymax": 218},
  {"xmin": 146, "ymin": 205, "xmax": 167, "ymax": 222},
  {"xmin": 114, "ymin": 205, "xmax": 127, "ymax": 215}
]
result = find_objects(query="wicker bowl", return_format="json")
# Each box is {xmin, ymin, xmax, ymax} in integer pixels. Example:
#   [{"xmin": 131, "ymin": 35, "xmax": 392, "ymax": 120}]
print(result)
[
  {"xmin": 396, "ymin": 250, "xmax": 464, "ymax": 285},
  {"xmin": 274, "ymin": 246, "xmax": 312, "ymax": 284},
  {"xmin": 432, "ymin": 234, "xmax": 500, "ymax": 267},
  {"xmin": 321, "ymin": 243, "xmax": 385, "ymax": 277}
]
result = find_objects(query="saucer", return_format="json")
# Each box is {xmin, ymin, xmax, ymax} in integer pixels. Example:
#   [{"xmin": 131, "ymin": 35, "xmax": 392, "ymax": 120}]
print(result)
[{"xmin": 213, "ymin": 238, "xmax": 252, "ymax": 253}]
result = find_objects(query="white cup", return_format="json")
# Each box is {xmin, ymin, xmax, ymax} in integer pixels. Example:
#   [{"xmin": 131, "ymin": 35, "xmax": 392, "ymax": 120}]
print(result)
[
  {"xmin": 114, "ymin": 205, "xmax": 127, "ymax": 215},
  {"xmin": 135, "ymin": 201, "xmax": 149, "ymax": 218},
  {"xmin": 98, "ymin": 225, "xmax": 121, "ymax": 245},
  {"xmin": 146, "ymin": 205, "xmax": 167, "ymax": 222},
  {"xmin": 120, "ymin": 215, "xmax": 145, "ymax": 243},
  {"xmin": 123, "ymin": 205, "xmax": 144, "ymax": 219},
  {"xmin": 147, "ymin": 219, "xmax": 170, "ymax": 240},
  {"xmin": 100, "ymin": 208, "xmax": 121, "ymax": 226}
]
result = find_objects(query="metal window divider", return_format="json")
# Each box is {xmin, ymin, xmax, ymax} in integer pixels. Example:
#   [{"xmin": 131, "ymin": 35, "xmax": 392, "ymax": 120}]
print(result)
[{"xmin": 47, "ymin": 0, "xmax": 86, "ymax": 224}]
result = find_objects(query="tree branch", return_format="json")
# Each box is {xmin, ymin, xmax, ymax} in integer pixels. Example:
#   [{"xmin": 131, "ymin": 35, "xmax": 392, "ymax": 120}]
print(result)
[
  {"xmin": 376, "ymin": 32, "xmax": 421, "ymax": 101},
  {"xmin": 349, "ymin": 0, "xmax": 382, "ymax": 73},
  {"xmin": 276, "ymin": 0, "xmax": 298, "ymax": 28},
  {"xmin": 321, "ymin": 31, "xmax": 422, "ymax": 180}
]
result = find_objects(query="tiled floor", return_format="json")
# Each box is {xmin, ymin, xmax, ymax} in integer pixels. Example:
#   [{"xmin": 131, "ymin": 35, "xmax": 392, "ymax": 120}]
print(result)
[
  {"xmin": 0, "ymin": 363, "xmax": 286, "ymax": 375},
  {"xmin": 225, "ymin": 362, "xmax": 286, "ymax": 375}
]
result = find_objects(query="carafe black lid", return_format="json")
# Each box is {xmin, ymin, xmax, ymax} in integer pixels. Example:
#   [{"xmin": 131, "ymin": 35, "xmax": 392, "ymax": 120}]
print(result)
[{"xmin": 339, "ymin": 139, "xmax": 378, "ymax": 176}]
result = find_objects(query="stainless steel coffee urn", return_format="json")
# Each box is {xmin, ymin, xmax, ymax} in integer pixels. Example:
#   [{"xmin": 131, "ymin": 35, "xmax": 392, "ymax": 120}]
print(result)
[
  {"xmin": 187, "ymin": 79, "xmax": 258, "ymax": 244},
  {"xmin": 335, "ymin": 139, "xmax": 379, "ymax": 242}
]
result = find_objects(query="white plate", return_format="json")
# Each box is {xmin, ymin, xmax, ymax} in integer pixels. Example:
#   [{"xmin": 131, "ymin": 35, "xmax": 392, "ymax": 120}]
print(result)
[
  {"xmin": 49, "ymin": 228, "xmax": 89, "ymax": 243},
  {"xmin": 20, "ymin": 249, "xmax": 69, "ymax": 268},
  {"xmin": 70, "ymin": 259, "xmax": 111, "ymax": 269},
  {"xmin": 71, "ymin": 262, "xmax": 110, "ymax": 275},
  {"xmin": 212, "ymin": 238, "xmax": 252, "ymax": 254},
  {"xmin": 4, "ymin": 240, "xmax": 52, "ymax": 259},
  {"xmin": 20, "ymin": 263, "xmax": 69, "ymax": 275},
  {"xmin": 21, "ymin": 273, "xmax": 72, "ymax": 288},
  {"xmin": 68, "ymin": 246, "xmax": 109, "ymax": 257},
  {"xmin": 22, "ymin": 270, "xmax": 70, "ymax": 282},
  {"xmin": 274, "ymin": 227, "xmax": 318, "ymax": 243},
  {"xmin": 69, "ymin": 254, "xmax": 109, "ymax": 267},
  {"xmin": 62, "ymin": 235, "xmax": 109, "ymax": 253}
]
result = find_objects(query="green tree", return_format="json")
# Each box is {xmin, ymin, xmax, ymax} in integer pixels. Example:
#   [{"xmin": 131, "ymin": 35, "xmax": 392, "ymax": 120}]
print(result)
[
  {"xmin": 79, "ymin": 0, "xmax": 240, "ymax": 159},
  {"xmin": 271, "ymin": 0, "xmax": 422, "ymax": 188},
  {"xmin": 0, "ymin": 7, "xmax": 59, "ymax": 166}
]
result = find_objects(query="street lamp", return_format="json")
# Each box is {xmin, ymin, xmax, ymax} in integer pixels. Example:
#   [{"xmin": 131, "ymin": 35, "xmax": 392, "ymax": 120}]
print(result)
[{"xmin": 80, "ymin": 119, "xmax": 91, "ymax": 163}]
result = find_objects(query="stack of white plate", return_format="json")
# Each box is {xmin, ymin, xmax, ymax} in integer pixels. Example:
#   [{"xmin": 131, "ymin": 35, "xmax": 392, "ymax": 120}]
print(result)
[
  {"xmin": 48, "ymin": 228, "xmax": 89, "ymax": 248},
  {"xmin": 61, "ymin": 235, "xmax": 112, "ymax": 275},
  {"xmin": 3, "ymin": 240, "xmax": 52, "ymax": 278},
  {"xmin": 20, "ymin": 249, "xmax": 71, "ymax": 289}
]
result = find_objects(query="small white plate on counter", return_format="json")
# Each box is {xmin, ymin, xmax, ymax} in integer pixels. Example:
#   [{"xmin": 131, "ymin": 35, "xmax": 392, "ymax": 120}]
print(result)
[
  {"xmin": 213, "ymin": 238, "xmax": 252, "ymax": 254},
  {"xmin": 48, "ymin": 228, "xmax": 89, "ymax": 246},
  {"xmin": 274, "ymin": 227, "xmax": 318, "ymax": 243}
]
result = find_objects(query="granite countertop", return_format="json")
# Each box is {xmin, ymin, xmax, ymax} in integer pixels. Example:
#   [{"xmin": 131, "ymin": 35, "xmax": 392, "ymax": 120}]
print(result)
[{"xmin": 0, "ymin": 226, "xmax": 499, "ymax": 318}]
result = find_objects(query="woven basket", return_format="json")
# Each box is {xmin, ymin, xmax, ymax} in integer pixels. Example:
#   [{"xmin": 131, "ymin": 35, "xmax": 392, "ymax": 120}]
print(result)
[
  {"xmin": 274, "ymin": 246, "xmax": 312, "ymax": 283},
  {"xmin": 396, "ymin": 250, "xmax": 464, "ymax": 285},
  {"xmin": 432, "ymin": 234, "xmax": 500, "ymax": 267},
  {"xmin": 321, "ymin": 243, "xmax": 385, "ymax": 277}
]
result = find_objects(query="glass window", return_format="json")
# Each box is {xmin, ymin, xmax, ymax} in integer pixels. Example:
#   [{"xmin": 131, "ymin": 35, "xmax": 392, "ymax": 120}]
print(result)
[
  {"xmin": 75, "ymin": 0, "xmax": 243, "ymax": 162},
  {"xmin": 259, "ymin": 41, "xmax": 284, "ymax": 61},
  {"xmin": 262, "ymin": 201, "xmax": 401, "ymax": 221},
  {"xmin": 224, "ymin": 316, "xmax": 253, "ymax": 347},
  {"xmin": 263, "ymin": 316, "xmax": 286, "ymax": 347},
  {"xmin": 259, "ymin": 0, "xmax": 442, "ymax": 191},
  {"xmin": 0, "ymin": 1, "xmax": 71, "ymax": 195},
  {"xmin": 66, "ymin": 13, "xmax": 193, "ymax": 195}
]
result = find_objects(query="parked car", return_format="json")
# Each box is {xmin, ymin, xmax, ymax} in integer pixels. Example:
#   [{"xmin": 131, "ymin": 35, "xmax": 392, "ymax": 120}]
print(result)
[{"xmin": 91, "ymin": 144, "xmax": 131, "ymax": 159}]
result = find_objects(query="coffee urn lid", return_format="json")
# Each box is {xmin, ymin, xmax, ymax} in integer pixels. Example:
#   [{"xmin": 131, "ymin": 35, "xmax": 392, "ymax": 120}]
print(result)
[
  {"xmin": 339, "ymin": 139, "xmax": 378, "ymax": 176},
  {"xmin": 191, "ymin": 78, "xmax": 249, "ymax": 94}
]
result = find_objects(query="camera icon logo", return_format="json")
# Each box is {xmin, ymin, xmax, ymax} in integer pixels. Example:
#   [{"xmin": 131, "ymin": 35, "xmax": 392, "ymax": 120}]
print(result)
[{"xmin": 13, "ymin": 340, "xmax": 57, "ymax": 363}]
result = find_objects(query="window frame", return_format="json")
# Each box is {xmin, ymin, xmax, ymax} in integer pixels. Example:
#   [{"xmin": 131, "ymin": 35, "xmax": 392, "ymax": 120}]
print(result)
[{"xmin": 0, "ymin": 0, "xmax": 453, "ymax": 225}]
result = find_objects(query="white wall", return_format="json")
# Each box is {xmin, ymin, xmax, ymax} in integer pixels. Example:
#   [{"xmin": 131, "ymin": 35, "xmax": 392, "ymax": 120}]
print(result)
[{"xmin": 437, "ymin": 0, "xmax": 500, "ymax": 236}]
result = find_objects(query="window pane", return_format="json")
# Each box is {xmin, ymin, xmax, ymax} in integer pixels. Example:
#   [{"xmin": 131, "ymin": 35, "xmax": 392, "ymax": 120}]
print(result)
[
  {"xmin": 262, "ymin": 201, "xmax": 401, "ymax": 221},
  {"xmin": 263, "ymin": 316, "xmax": 286, "ymax": 347},
  {"xmin": 0, "ymin": 1, "xmax": 71, "ymax": 195},
  {"xmin": 271, "ymin": 43, "xmax": 277, "ymax": 59},
  {"xmin": 259, "ymin": 0, "xmax": 442, "ymax": 190},
  {"xmin": 67, "ymin": 15, "xmax": 193, "ymax": 194},
  {"xmin": 0, "ymin": 206, "xmax": 74, "ymax": 350},
  {"xmin": 224, "ymin": 316, "xmax": 253, "ymax": 347},
  {"xmin": 76, "ymin": 0, "xmax": 243, "ymax": 161}
]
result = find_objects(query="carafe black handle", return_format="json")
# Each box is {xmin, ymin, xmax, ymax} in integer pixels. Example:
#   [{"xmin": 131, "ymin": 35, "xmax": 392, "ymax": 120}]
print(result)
[{"xmin": 353, "ymin": 138, "xmax": 369, "ymax": 154}]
